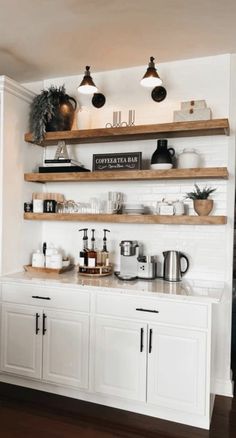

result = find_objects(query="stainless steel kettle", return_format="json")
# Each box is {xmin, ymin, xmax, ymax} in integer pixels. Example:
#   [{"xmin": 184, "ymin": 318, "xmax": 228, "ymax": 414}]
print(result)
[{"xmin": 163, "ymin": 250, "xmax": 189, "ymax": 282}]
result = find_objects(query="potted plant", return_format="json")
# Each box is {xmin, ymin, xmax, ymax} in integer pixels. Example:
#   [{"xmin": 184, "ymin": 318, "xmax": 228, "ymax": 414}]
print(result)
[
  {"xmin": 29, "ymin": 85, "xmax": 77, "ymax": 143},
  {"xmin": 185, "ymin": 184, "xmax": 216, "ymax": 216}
]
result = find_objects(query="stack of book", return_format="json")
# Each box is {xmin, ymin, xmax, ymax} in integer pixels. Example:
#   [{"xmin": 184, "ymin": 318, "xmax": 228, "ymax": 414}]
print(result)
[{"xmin": 39, "ymin": 159, "xmax": 90, "ymax": 173}]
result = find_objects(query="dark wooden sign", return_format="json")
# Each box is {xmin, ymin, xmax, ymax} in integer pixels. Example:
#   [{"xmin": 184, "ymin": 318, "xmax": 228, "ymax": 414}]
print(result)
[{"xmin": 93, "ymin": 152, "xmax": 142, "ymax": 171}]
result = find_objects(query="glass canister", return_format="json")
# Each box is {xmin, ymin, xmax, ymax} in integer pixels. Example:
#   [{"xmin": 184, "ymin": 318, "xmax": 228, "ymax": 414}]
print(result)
[{"xmin": 177, "ymin": 148, "xmax": 201, "ymax": 169}]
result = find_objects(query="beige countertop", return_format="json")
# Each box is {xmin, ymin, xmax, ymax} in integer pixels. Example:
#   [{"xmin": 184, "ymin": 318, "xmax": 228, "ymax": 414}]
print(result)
[{"xmin": 0, "ymin": 270, "xmax": 224, "ymax": 304}]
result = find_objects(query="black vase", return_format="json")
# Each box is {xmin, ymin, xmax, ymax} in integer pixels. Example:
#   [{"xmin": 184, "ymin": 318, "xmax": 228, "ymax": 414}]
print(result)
[
  {"xmin": 46, "ymin": 95, "xmax": 77, "ymax": 132},
  {"xmin": 151, "ymin": 139, "xmax": 175, "ymax": 165}
]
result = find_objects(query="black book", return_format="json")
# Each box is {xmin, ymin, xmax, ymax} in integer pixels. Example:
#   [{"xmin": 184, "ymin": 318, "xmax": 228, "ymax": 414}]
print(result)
[
  {"xmin": 44, "ymin": 159, "xmax": 72, "ymax": 163},
  {"xmin": 39, "ymin": 166, "xmax": 90, "ymax": 173}
]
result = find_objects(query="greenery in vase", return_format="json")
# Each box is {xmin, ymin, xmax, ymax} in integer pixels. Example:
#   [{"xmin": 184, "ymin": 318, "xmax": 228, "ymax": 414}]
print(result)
[
  {"xmin": 185, "ymin": 184, "xmax": 216, "ymax": 200},
  {"xmin": 29, "ymin": 85, "xmax": 66, "ymax": 142}
]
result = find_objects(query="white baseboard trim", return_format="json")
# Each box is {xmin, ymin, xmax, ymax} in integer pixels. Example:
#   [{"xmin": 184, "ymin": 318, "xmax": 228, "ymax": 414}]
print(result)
[{"xmin": 215, "ymin": 377, "xmax": 234, "ymax": 397}]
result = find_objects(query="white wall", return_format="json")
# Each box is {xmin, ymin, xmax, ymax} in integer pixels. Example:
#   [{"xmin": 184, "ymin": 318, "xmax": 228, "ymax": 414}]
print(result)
[
  {"xmin": 0, "ymin": 77, "xmax": 43, "ymax": 274},
  {"xmin": 23, "ymin": 54, "xmax": 235, "ymax": 394}
]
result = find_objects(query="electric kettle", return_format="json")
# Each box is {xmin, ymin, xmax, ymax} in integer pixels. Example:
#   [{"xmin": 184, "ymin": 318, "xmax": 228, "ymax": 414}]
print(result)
[{"xmin": 163, "ymin": 251, "xmax": 189, "ymax": 282}]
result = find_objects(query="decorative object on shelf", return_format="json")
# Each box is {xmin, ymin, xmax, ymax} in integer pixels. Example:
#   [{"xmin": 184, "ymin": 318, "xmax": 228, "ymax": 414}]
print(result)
[
  {"xmin": 151, "ymin": 86, "xmax": 167, "ymax": 102},
  {"xmin": 39, "ymin": 165, "xmax": 90, "ymax": 173},
  {"xmin": 128, "ymin": 109, "xmax": 135, "ymax": 126},
  {"xmin": 93, "ymin": 152, "xmax": 142, "ymax": 171},
  {"xmin": 150, "ymin": 139, "xmax": 175, "ymax": 169},
  {"xmin": 77, "ymin": 66, "xmax": 98, "ymax": 95},
  {"xmin": 33, "ymin": 199, "xmax": 44, "ymax": 213},
  {"xmin": 54, "ymin": 140, "xmax": 70, "ymax": 160},
  {"xmin": 42, "ymin": 142, "xmax": 87, "ymax": 172},
  {"xmin": 24, "ymin": 202, "xmax": 33, "ymax": 213},
  {"xmin": 77, "ymin": 106, "xmax": 91, "ymax": 129},
  {"xmin": 105, "ymin": 109, "xmax": 135, "ymax": 128},
  {"xmin": 105, "ymin": 111, "xmax": 128, "ymax": 128},
  {"xmin": 177, "ymin": 148, "xmax": 201, "ymax": 168},
  {"xmin": 92, "ymin": 93, "xmax": 106, "ymax": 108},
  {"xmin": 156, "ymin": 199, "xmax": 185, "ymax": 216},
  {"xmin": 173, "ymin": 200, "xmax": 185, "ymax": 216},
  {"xmin": 32, "ymin": 192, "xmax": 64, "ymax": 202},
  {"xmin": 43, "ymin": 200, "xmax": 57, "ymax": 213},
  {"xmin": 140, "ymin": 56, "xmax": 162, "ymax": 88},
  {"xmin": 174, "ymin": 99, "xmax": 212, "ymax": 122},
  {"xmin": 186, "ymin": 184, "xmax": 216, "ymax": 216},
  {"xmin": 30, "ymin": 85, "xmax": 77, "ymax": 143}
]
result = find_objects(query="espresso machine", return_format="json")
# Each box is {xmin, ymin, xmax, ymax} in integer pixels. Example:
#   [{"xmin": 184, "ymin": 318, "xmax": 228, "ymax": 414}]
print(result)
[
  {"xmin": 119, "ymin": 240, "xmax": 139, "ymax": 280},
  {"xmin": 117, "ymin": 240, "xmax": 157, "ymax": 280}
]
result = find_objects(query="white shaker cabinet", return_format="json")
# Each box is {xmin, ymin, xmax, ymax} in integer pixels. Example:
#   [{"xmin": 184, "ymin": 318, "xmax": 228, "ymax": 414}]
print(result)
[
  {"xmin": 147, "ymin": 325, "xmax": 206, "ymax": 415},
  {"xmin": 94, "ymin": 317, "xmax": 207, "ymax": 416},
  {"xmin": 1, "ymin": 303, "xmax": 90, "ymax": 389},
  {"xmin": 43, "ymin": 309, "xmax": 89, "ymax": 389},
  {"xmin": 94, "ymin": 317, "xmax": 147, "ymax": 401},
  {"xmin": 1, "ymin": 304, "xmax": 43, "ymax": 379}
]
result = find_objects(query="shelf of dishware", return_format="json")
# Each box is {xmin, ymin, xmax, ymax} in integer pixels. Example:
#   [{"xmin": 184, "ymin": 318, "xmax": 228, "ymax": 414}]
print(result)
[
  {"xmin": 24, "ymin": 167, "xmax": 229, "ymax": 183},
  {"xmin": 24, "ymin": 213, "xmax": 227, "ymax": 225},
  {"xmin": 24, "ymin": 118, "xmax": 230, "ymax": 146}
]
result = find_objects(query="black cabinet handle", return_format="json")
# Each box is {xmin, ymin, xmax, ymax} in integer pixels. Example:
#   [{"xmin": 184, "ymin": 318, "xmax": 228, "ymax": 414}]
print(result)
[
  {"xmin": 140, "ymin": 328, "xmax": 144, "ymax": 352},
  {"xmin": 43, "ymin": 313, "xmax": 47, "ymax": 335},
  {"xmin": 32, "ymin": 296, "xmax": 51, "ymax": 300},
  {"xmin": 149, "ymin": 329, "xmax": 153, "ymax": 353},
  {"xmin": 136, "ymin": 308, "xmax": 159, "ymax": 314},
  {"xmin": 35, "ymin": 313, "xmax": 40, "ymax": 335}
]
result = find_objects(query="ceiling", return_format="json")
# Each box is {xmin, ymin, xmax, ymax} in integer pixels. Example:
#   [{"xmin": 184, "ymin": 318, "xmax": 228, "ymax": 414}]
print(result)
[{"xmin": 1, "ymin": 0, "xmax": 236, "ymax": 82}]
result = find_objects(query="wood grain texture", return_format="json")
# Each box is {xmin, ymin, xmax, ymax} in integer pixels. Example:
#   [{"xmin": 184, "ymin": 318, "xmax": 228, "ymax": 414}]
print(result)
[
  {"xmin": 24, "ymin": 118, "xmax": 230, "ymax": 146},
  {"xmin": 23, "ymin": 264, "xmax": 74, "ymax": 274},
  {"xmin": 0, "ymin": 383, "xmax": 234, "ymax": 438},
  {"xmin": 24, "ymin": 167, "xmax": 229, "ymax": 183},
  {"xmin": 24, "ymin": 213, "xmax": 227, "ymax": 225}
]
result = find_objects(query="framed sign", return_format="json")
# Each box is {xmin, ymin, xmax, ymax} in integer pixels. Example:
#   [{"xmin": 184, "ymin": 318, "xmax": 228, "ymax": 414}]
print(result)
[{"xmin": 93, "ymin": 152, "xmax": 142, "ymax": 171}]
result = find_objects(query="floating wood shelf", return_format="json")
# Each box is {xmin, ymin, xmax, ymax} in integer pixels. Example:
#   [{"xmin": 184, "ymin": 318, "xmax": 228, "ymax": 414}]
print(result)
[
  {"xmin": 24, "ymin": 118, "xmax": 230, "ymax": 146},
  {"xmin": 24, "ymin": 167, "xmax": 229, "ymax": 183},
  {"xmin": 24, "ymin": 213, "xmax": 227, "ymax": 225}
]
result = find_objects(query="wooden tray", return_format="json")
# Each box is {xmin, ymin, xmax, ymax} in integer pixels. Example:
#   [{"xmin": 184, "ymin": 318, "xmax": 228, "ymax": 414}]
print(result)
[{"xmin": 23, "ymin": 264, "xmax": 74, "ymax": 274}]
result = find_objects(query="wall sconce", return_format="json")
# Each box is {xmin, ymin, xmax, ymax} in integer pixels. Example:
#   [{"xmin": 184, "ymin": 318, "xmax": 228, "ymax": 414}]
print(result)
[
  {"xmin": 78, "ymin": 66, "xmax": 98, "ymax": 95},
  {"xmin": 140, "ymin": 56, "xmax": 162, "ymax": 88},
  {"xmin": 151, "ymin": 86, "xmax": 167, "ymax": 102}
]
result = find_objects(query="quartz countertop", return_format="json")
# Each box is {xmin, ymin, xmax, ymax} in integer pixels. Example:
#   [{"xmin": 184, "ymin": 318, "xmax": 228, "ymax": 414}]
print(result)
[{"xmin": 0, "ymin": 270, "xmax": 225, "ymax": 304}]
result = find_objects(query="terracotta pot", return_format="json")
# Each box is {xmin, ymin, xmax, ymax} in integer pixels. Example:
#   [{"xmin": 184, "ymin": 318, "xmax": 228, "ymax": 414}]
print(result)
[{"xmin": 193, "ymin": 199, "xmax": 213, "ymax": 216}]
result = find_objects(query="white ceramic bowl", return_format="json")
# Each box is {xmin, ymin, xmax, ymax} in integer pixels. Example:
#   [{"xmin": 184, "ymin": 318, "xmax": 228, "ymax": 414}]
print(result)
[{"xmin": 150, "ymin": 163, "xmax": 173, "ymax": 170}]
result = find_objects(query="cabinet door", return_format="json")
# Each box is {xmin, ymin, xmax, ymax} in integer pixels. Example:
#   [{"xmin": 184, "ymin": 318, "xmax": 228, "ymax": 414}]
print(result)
[
  {"xmin": 1, "ymin": 304, "xmax": 43, "ymax": 379},
  {"xmin": 94, "ymin": 317, "xmax": 147, "ymax": 401},
  {"xmin": 147, "ymin": 325, "xmax": 206, "ymax": 415},
  {"xmin": 42, "ymin": 310, "xmax": 89, "ymax": 389}
]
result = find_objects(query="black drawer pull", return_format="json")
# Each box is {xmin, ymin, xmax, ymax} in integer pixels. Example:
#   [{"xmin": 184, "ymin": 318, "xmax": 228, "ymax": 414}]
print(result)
[
  {"xmin": 43, "ymin": 313, "xmax": 47, "ymax": 335},
  {"xmin": 35, "ymin": 313, "xmax": 40, "ymax": 335},
  {"xmin": 32, "ymin": 296, "xmax": 51, "ymax": 300},
  {"xmin": 136, "ymin": 308, "xmax": 159, "ymax": 314},
  {"xmin": 149, "ymin": 328, "xmax": 153, "ymax": 354},
  {"xmin": 140, "ymin": 328, "xmax": 144, "ymax": 352}
]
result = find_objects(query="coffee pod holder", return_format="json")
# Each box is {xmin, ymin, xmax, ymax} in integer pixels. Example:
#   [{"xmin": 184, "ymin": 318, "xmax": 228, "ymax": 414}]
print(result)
[{"xmin": 77, "ymin": 264, "xmax": 113, "ymax": 277}]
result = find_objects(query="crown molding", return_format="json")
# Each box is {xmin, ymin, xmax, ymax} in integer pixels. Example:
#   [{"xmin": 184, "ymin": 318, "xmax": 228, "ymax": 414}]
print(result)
[{"xmin": 0, "ymin": 75, "xmax": 35, "ymax": 103}]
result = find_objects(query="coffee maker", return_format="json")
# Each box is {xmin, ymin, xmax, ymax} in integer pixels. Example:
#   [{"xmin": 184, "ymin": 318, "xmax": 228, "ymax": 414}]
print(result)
[{"xmin": 119, "ymin": 240, "xmax": 139, "ymax": 280}]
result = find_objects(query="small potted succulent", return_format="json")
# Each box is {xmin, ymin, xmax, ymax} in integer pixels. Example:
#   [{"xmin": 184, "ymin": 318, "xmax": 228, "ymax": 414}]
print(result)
[
  {"xmin": 29, "ymin": 85, "xmax": 77, "ymax": 143},
  {"xmin": 186, "ymin": 184, "xmax": 216, "ymax": 216}
]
